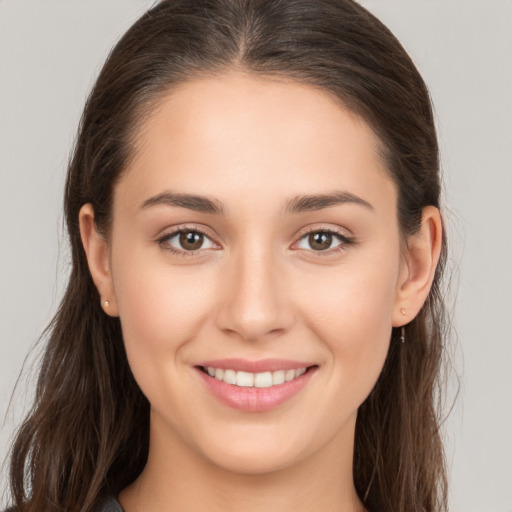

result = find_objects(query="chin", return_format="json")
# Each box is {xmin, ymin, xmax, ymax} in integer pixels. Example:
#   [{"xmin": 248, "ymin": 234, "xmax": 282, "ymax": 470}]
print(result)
[
  {"xmin": 204, "ymin": 443, "xmax": 302, "ymax": 476},
  {"xmin": 192, "ymin": 420, "xmax": 330, "ymax": 477}
]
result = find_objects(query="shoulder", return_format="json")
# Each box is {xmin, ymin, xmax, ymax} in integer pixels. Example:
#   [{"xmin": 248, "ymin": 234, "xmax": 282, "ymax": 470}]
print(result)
[{"xmin": 93, "ymin": 495, "xmax": 125, "ymax": 512}]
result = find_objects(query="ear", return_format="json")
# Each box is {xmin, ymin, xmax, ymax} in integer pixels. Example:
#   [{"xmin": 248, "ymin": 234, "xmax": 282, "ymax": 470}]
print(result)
[
  {"xmin": 392, "ymin": 206, "xmax": 443, "ymax": 327},
  {"xmin": 79, "ymin": 203, "xmax": 119, "ymax": 317}
]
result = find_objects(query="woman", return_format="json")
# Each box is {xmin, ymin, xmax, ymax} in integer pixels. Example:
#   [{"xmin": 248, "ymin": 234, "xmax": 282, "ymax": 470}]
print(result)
[{"xmin": 7, "ymin": 1, "xmax": 449, "ymax": 511}]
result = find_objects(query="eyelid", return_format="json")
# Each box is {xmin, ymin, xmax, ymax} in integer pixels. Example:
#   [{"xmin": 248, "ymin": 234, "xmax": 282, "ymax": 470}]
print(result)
[
  {"xmin": 155, "ymin": 223, "xmax": 355, "ymax": 257},
  {"xmin": 156, "ymin": 224, "xmax": 221, "ymax": 255},
  {"xmin": 291, "ymin": 225, "xmax": 355, "ymax": 254}
]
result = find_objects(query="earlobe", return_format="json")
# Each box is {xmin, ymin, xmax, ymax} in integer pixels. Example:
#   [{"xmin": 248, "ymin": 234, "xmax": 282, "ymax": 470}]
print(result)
[
  {"xmin": 79, "ymin": 204, "xmax": 119, "ymax": 316},
  {"xmin": 393, "ymin": 206, "xmax": 443, "ymax": 327}
]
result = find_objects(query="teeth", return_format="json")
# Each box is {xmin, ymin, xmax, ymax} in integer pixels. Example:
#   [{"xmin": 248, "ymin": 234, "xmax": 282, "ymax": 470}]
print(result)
[
  {"xmin": 272, "ymin": 370, "xmax": 285, "ymax": 385},
  {"xmin": 223, "ymin": 369, "xmax": 237, "ymax": 385},
  {"xmin": 296, "ymin": 368, "xmax": 306, "ymax": 377},
  {"xmin": 236, "ymin": 371, "xmax": 254, "ymax": 387},
  {"xmin": 254, "ymin": 371, "xmax": 272, "ymax": 388},
  {"xmin": 205, "ymin": 366, "xmax": 309, "ymax": 387}
]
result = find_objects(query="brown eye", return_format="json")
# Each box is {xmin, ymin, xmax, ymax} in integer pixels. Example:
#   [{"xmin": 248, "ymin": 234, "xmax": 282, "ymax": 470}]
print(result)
[
  {"xmin": 308, "ymin": 232, "xmax": 333, "ymax": 251},
  {"xmin": 159, "ymin": 229, "xmax": 217, "ymax": 254},
  {"xmin": 295, "ymin": 229, "xmax": 352, "ymax": 253},
  {"xmin": 179, "ymin": 231, "xmax": 204, "ymax": 250}
]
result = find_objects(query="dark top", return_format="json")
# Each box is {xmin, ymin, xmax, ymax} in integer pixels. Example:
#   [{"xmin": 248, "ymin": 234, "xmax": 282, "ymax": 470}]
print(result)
[
  {"xmin": 94, "ymin": 496, "xmax": 124, "ymax": 512},
  {"xmin": 3, "ymin": 496, "xmax": 124, "ymax": 512}
]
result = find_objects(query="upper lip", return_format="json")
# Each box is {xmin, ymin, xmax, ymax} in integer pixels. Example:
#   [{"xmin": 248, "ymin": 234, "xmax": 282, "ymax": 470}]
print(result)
[{"xmin": 196, "ymin": 358, "xmax": 317, "ymax": 373}]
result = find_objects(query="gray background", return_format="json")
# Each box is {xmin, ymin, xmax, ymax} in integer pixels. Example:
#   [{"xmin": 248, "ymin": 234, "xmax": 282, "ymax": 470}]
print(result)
[{"xmin": 1, "ymin": 1, "xmax": 511, "ymax": 510}]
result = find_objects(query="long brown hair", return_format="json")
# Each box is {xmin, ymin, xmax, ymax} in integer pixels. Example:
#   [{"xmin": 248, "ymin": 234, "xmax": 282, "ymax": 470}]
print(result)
[{"xmin": 8, "ymin": 1, "xmax": 450, "ymax": 511}]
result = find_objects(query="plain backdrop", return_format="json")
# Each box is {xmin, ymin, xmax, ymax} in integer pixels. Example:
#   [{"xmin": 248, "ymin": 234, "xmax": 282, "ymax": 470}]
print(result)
[{"xmin": 1, "ymin": 1, "xmax": 511, "ymax": 510}]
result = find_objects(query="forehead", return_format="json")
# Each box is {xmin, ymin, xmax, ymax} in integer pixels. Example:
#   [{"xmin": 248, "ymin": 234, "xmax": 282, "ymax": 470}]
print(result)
[{"xmin": 116, "ymin": 71, "xmax": 396, "ymax": 215}]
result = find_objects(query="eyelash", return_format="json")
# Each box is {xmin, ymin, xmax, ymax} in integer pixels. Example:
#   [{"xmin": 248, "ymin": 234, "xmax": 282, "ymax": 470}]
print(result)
[
  {"xmin": 156, "ymin": 226, "xmax": 216, "ymax": 257},
  {"xmin": 295, "ymin": 227, "xmax": 355, "ymax": 256},
  {"xmin": 156, "ymin": 226, "xmax": 355, "ymax": 257}
]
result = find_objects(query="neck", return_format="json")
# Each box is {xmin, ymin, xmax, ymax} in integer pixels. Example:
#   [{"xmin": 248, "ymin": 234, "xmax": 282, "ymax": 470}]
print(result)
[{"xmin": 120, "ymin": 412, "xmax": 365, "ymax": 512}]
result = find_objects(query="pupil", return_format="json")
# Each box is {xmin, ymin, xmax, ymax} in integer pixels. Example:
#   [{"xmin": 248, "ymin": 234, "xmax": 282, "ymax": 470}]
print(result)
[
  {"xmin": 180, "ymin": 231, "xmax": 203, "ymax": 250},
  {"xmin": 309, "ymin": 232, "xmax": 332, "ymax": 251}
]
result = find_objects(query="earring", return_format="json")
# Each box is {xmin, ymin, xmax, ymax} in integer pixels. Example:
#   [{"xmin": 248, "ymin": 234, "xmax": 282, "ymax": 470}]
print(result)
[
  {"xmin": 399, "ymin": 308, "xmax": 407, "ymax": 343},
  {"xmin": 103, "ymin": 300, "xmax": 110, "ymax": 307}
]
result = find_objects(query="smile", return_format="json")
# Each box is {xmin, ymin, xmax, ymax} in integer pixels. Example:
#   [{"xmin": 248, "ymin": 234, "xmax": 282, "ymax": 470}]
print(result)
[
  {"xmin": 202, "ymin": 366, "xmax": 308, "ymax": 388},
  {"xmin": 195, "ymin": 360, "xmax": 318, "ymax": 412}
]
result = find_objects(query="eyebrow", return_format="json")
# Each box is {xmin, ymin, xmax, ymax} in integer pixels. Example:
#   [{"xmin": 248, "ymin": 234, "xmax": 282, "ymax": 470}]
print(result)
[
  {"xmin": 140, "ymin": 192, "xmax": 224, "ymax": 214},
  {"xmin": 139, "ymin": 190, "xmax": 373, "ymax": 215},
  {"xmin": 285, "ymin": 191, "xmax": 374, "ymax": 214}
]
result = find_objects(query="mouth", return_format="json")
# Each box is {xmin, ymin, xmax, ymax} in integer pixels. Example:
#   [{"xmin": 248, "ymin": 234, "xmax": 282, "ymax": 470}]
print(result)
[
  {"xmin": 195, "ymin": 360, "xmax": 318, "ymax": 412},
  {"xmin": 198, "ymin": 365, "xmax": 314, "ymax": 388}
]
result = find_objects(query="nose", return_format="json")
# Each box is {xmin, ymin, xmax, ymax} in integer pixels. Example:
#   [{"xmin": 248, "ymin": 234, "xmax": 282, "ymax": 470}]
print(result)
[{"xmin": 215, "ymin": 243, "xmax": 295, "ymax": 342}]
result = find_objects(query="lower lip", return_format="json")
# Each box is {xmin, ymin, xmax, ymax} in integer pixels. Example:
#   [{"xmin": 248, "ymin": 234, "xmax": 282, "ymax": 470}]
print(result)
[{"xmin": 196, "ymin": 367, "xmax": 317, "ymax": 412}]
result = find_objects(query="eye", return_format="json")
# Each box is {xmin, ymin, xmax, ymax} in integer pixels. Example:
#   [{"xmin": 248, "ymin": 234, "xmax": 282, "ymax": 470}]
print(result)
[
  {"xmin": 295, "ymin": 229, "xmax": 353, "ymax": 252},
  {"xmin": 158, "ymin": 228, "xmax": 218, "ymax": 254}
]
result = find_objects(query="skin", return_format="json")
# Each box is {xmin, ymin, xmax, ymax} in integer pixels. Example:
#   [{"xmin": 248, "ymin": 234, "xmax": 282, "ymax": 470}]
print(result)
[{"xmin": 80, "ymin": 71, "xmax": 442, "ymax": 512}]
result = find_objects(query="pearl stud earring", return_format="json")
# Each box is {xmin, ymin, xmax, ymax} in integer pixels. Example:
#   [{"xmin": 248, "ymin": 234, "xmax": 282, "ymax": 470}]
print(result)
[{"xmin": 103, "ymin": 300, "xmax": 110, "ymax": 307}]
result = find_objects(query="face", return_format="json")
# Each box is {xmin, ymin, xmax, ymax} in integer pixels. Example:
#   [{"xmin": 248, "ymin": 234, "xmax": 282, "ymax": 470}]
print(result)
[{"xmin": 101, "ymin": 72, "xmax": 408, "ymax": 474}]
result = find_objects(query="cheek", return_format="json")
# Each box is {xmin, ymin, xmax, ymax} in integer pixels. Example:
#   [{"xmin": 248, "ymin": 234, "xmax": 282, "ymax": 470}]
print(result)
[
  {"xmin": 301, "ymin": 256, "xmax": 398, "ymax": 337},
  {"xmin": 111, "ymin": 245, "xmax": 216, "ymax": 362},
  {"xmin": 296, "ymin": 251, "xmax": 399, "ymax": 395},
  {"xmin": 110, "ymin": 250, "xmax": 221, "ymax": 420}
]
